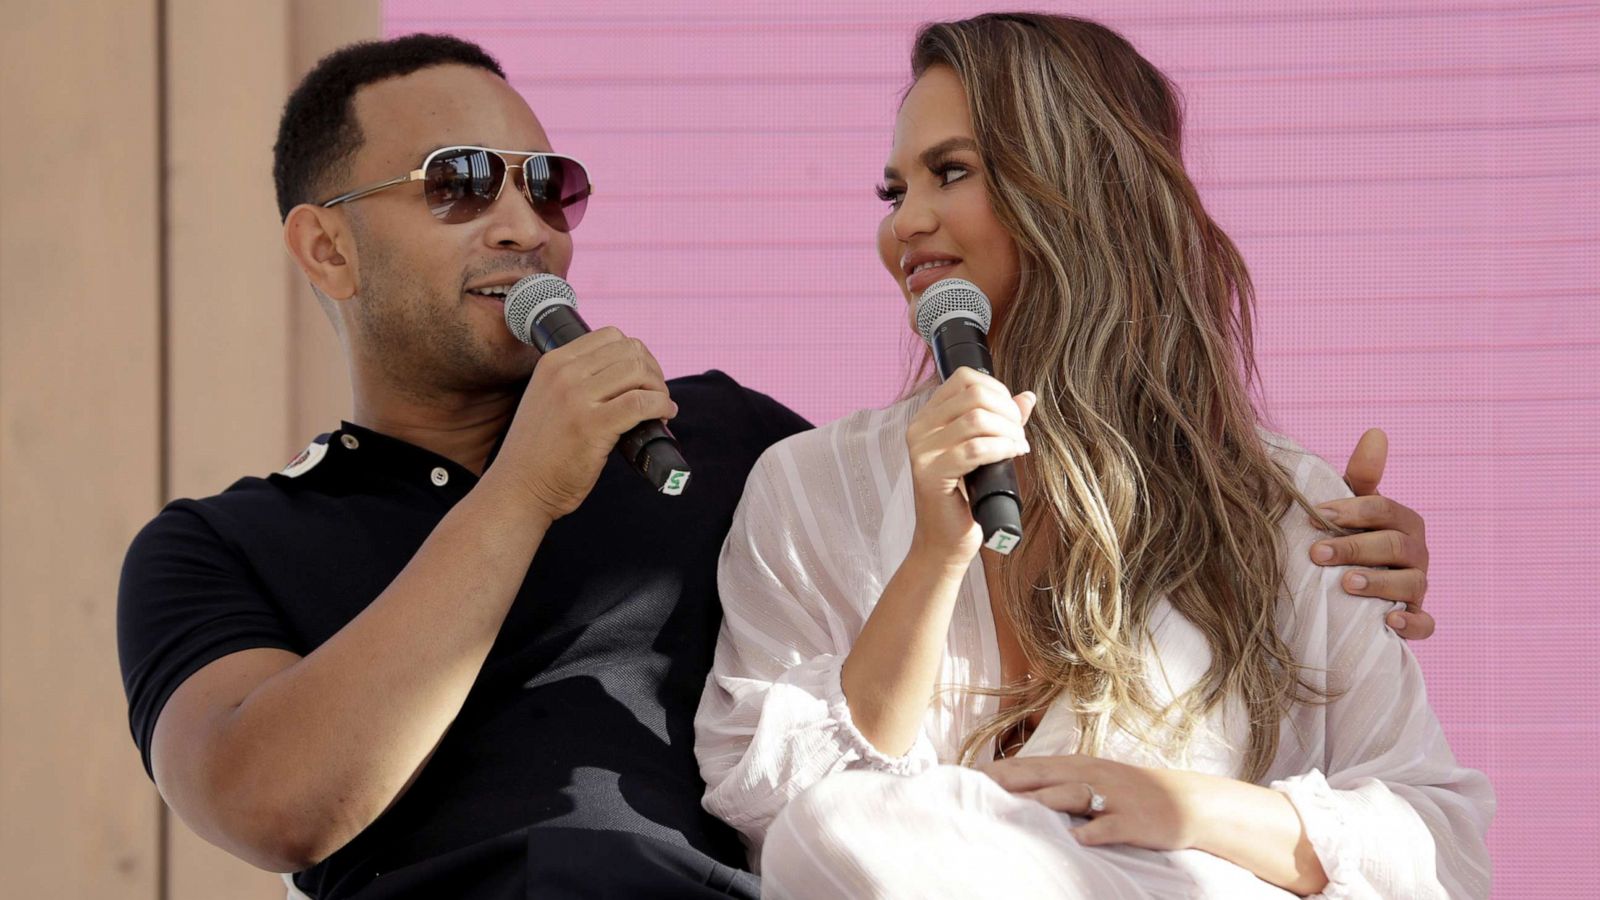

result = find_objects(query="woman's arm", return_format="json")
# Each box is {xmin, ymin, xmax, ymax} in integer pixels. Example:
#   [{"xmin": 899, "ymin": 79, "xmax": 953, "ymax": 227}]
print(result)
[
  {"xmin": 842, "ymin": 369, "xmax": 1034, "ymax": 754},
  {"xmin": 696, "ymin": 371, "xmax": 1033, "ymax": 853},
  {"xmin": 985, "ymin": 447, "xmax": 1492, "ymax": 897},
  {"xmin": 695, "ymin": 437, "xmax": 946, "ymax": 855},
  {"xmin": 1274, "ymin": 447, "xmax": 1494, "ymax": 898},
  {"xmin": 980, "ymin": 756, "xmax": 1328, "ymax": 894},
  {"xmin": 1189, "ymin": 776, "xmax": 1327, "ymax": 893}
]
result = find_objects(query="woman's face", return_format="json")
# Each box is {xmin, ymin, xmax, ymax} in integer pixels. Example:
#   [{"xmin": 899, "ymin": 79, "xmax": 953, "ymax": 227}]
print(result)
[{"xmin": 877, "ymin": 65, "xmax": 1021, "ymax": 331}]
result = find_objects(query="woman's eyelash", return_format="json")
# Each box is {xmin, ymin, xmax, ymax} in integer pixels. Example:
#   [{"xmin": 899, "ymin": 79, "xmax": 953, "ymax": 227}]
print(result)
[{"xmin": 875, "ymin": 162, "xmax": 969, "ymax": 207}]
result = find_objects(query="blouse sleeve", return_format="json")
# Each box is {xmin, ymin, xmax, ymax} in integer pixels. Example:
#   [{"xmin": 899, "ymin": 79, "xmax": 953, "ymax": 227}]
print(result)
[
  {"xmin": 695, "ymin": 444, "xmax": 939, "ymax": 855},
  {"xmin": 1269, "ymin": 451, "xmax": 1495, "ymax": 899}
]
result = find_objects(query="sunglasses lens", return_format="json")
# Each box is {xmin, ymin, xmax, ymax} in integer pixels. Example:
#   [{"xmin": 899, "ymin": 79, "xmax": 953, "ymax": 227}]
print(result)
[
  {"xmin": 425, "ymin": 149, "xmax": 505, "ymax": 223},
  {"xmin": 523, "ymin": 155, "xmax": 591, "ymax": 232}
]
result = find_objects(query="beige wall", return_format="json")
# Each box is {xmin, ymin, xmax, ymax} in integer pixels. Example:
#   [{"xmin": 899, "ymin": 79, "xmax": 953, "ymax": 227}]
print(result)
[{"xmin": 0, "ymin": 2, "xmax": 377, "ymax": 897}]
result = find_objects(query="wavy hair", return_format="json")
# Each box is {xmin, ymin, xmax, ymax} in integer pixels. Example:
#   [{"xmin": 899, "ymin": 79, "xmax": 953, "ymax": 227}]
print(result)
[{"xmin": 912, "ymin": 13, "xmax": 1329, "ymax": 781}]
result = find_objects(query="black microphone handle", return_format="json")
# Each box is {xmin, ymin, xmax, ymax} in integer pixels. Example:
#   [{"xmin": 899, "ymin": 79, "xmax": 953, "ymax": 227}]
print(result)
[
  {"xmin": 929, "ymin": 318, "xmax": 1024, "ymax": 555},
  {"xmin": 528, "ymin": 305, "xmax": 692, "ymax": 496}
]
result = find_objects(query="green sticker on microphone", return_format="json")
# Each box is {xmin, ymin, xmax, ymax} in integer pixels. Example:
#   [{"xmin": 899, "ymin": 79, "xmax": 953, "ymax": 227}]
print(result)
[
  {"xmin": 661, "ymin": 469, "xmax": 690, "ymax": 496},
  {"xmin": 985, "ymin": 530, "xmax": 1019, "ymax": 555}
]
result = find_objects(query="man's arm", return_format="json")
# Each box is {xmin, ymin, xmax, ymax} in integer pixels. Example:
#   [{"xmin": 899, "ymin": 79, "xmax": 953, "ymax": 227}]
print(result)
[
  {"xmin": 1310, "ymin": 428, "xmax": 1436, "ymax": 639},
  {"xmin": 151, "ymin": 479, "xmax": 550, "ymax": 871},
  {"xmin": 147, "ymin": 328, "xmax": 676, "ymax": 872}
]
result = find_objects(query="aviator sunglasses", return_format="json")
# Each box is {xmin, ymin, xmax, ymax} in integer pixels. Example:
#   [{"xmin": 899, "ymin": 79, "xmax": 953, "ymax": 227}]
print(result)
[{"xmin": 320, "ymin": 145, "xmax": 593, "ymax": 231}]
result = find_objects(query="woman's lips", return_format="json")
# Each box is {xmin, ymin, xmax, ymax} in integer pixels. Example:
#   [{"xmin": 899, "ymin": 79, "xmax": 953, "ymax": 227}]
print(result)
[{"xmin": 906, "ymin": 260, "xmax": 961, "ymax": 293}]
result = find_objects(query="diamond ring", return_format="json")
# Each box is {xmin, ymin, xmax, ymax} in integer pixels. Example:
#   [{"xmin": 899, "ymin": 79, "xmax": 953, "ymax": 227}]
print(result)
[{"xmin": 1085, "ymin": 783, "xmax": 1107, "ymax": 813}]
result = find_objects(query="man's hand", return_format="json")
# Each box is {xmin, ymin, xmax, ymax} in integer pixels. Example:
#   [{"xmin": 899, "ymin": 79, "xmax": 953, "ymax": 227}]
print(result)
[
  {"xmin": 1310, "ymin": 429, "xmax": 1436, "ymax": 640},
  {"xmin": 496, "ymin": 327, "xmax": 676, "ymax": 521}
]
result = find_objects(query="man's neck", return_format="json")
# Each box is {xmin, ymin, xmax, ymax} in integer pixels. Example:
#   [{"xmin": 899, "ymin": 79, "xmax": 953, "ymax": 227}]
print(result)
[{"xmin": 350, "ymin": 381, "xmax": 520, "ymax": 476}]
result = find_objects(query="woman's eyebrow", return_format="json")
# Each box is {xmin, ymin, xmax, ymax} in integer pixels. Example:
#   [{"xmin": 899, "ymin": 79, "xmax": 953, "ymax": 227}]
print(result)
[
  {"xmin": 883, "ymin": 136, "xmax": 981, "ymax": 181},
  {"xmin": 920, "ymin": 137, "xmax": 979, "ymax": 168}
]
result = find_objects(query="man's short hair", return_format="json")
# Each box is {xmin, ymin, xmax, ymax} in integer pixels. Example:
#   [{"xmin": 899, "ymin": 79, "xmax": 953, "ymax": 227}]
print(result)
[{"xmin": 272, "ymin": 33, "xmax": 506, "ymax": 220}]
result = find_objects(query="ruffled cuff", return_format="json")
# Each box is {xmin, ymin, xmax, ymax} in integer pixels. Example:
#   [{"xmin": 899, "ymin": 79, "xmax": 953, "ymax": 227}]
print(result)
[
  {"xmin": 821, "ymin": 654, "xmax": 939, "ymax": 776},
  {"xmin": 1271, "ymin": 769, "xmax": 1374, "ymax": 900}
]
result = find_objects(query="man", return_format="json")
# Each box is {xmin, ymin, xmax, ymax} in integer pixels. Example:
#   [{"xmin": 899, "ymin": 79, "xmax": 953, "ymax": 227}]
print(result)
[{"xmin": 118, "ymin": 34, "xmax": 1434, "ymax": 899}]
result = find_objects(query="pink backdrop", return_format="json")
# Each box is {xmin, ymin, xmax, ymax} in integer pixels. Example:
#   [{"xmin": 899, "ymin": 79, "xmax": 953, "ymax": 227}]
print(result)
[{"xmin": 388, "ymin": 2, "xmax": 1598, "ymax": 895}]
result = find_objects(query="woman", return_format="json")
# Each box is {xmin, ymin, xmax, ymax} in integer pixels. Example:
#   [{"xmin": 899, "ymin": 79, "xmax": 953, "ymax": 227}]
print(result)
[{"xmin": 694, "ymin": 13, "xmax": 1491, "ymax": 899}]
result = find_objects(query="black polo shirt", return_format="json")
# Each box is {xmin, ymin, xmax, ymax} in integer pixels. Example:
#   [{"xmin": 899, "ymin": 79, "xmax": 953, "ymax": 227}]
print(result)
[{"xmin": 118, "ymin": 370, "xmax": 811, "ymax": 899}]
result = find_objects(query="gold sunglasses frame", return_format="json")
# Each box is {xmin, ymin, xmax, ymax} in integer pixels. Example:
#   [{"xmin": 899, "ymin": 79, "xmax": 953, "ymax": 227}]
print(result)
[{"xmin": 319, "ymin": 145, "xmax": 594, "ymax": 224}]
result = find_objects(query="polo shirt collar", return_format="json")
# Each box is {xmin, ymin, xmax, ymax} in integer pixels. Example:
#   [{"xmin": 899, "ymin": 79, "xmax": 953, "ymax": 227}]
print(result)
[{"xmin": 325, "ymin": 421, "xmax": 506, "ymax": 492}]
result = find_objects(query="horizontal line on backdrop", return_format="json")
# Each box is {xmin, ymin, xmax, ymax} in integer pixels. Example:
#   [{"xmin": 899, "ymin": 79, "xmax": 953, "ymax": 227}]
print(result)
[
  {"xmin": 542, "ymin": 289, "xmax": 1599, "ymax": 304},
  {"xmin": 566, "ymin": 170, "xmax": 1600, "ymax": 191},
  {"xmin": 1323, "ymin": 504, "xmax": 1598, "ymax": 514},
  {"xmin": 554, "ymin": 119, "xmax": 1600, "ymax": 141},
  {"xmin": 572, "ymin": 237, "xmax": 1599, "ymax": 251},
  {"xmin": 1252, "ymin": 292, "xmax": 1600, "ymax": 307},
  {"xmin": 601, "ymin": 173, "xmax": 1600, "ymax": 197},
  {"xmin": 1271, "ymin": 394, "xmax": 1600, "ymax": 410},
  {"xmin": 1248, "ymin": 499, "xmax": 1600, "ymax": 515},
  {"xmin": 540, "ymin": 117, "xmax": 1600, "ymax": 140},
  {"xmin": 1187, "ymin": 117, "xmax": 1600, "ymax": 137},
  {"xmin": 505, "ymin": 65, "xmax": 1599, "ymax": 88},
  {"xmin": 1259, "ymin": 339, "xmax": 1600, "ymax": 357},
  {"xmin": 1303, "ymin": 446, "xmax": 1600, "ymax": 457},
  {"xmin": 1132, "ymin": 170, "xmax": 1596, "ymax": 189},
  {"xmin": 391, "ymin": 5, "xmax": 1597, "ymax": 31}
]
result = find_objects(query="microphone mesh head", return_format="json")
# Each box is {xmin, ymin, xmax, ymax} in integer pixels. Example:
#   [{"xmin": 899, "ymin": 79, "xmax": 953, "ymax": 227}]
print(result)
[
  {"xmin": 915, "ymin": 278, "xmax": 992, "ymax": 345},
  {"xmin": 504, "ymin": 274, "xmax": 578, "ymax": 345}
]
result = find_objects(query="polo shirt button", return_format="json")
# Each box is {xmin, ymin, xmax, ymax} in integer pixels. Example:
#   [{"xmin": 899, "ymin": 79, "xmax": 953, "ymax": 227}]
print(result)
[
  {"xmin": 340, "ymin": 434, "xmax": 360, "ymax": 450},
  {"xmin": 430, "ymin": 467, "xmax": 449, "ymax": 486}
]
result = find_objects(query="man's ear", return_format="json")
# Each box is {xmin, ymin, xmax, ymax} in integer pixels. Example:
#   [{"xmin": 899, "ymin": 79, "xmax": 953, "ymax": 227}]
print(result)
[{"xmin": 283, "ymin": 204, "xmax": 358, "ymax": 301}]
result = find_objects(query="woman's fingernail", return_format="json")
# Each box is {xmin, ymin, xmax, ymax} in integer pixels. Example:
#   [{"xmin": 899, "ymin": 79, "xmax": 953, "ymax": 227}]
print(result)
[
  {"xmin": 1312, "ymin": 543, "xmax": 1334, "ymax": 562},
  {"xmin": 1316, "ymin": 506, "xmax": 1341, "ymax": 525},
  {"xmin": 1389, "ymin": 613, "xmax": 1407, "ymax": 629},
  {"xmin": 1348, "ymin": 573, "xmax": 1368, "ymax": 590}
]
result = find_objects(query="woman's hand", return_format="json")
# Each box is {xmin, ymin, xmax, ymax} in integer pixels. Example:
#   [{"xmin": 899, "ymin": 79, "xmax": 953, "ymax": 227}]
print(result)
[
  {"xmin": 981, "ymin": 755, "xmax": 1328, "ymax": 893},
  {"xmin": 979, "ymin": 755, "xmax": 1206, "ymax": 851},
  {"xmin": 906, "ymin": 368, "xmax": 1035, "ymax": 567}
]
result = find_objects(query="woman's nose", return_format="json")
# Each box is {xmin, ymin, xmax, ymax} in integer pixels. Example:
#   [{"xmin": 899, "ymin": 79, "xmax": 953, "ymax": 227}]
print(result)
[{"xmin": 891, "ymin": 189, "xmax": 938, "ymax": 242}]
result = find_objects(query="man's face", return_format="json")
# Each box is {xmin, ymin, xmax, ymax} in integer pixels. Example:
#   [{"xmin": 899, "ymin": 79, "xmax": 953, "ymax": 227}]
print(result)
[{"xmin": 336, "ymin": 64, "xmax": 574, "ymax": 395}]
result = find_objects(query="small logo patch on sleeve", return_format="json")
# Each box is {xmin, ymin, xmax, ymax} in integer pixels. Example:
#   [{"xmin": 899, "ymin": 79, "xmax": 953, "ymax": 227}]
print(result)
[{"xmin": 280, "ymin": 440, "xmax": 328, "ymax": 478}]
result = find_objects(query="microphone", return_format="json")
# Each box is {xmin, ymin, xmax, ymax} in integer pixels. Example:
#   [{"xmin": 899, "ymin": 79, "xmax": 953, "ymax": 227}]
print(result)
[
  {"xmin": 504, "ymin": 274, "xmax": 691, "ymax": 496},
  {"xmin": 915, "ymin": 278, "xmax": 1023, "ymax": 555}
]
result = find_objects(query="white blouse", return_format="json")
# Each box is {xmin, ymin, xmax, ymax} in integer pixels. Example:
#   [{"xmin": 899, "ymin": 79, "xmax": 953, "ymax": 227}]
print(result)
[{"xmin": 694, "ymin": 392, "xmax": 1494, "ymax": 898}]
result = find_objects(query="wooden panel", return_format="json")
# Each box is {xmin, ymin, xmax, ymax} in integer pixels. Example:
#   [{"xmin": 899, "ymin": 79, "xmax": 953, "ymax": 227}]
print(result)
[
  {"xmin": 161, "ymin": 2, "xmax": 376, "ymax": 897},
  {"xmin": 164, "ymin": 0, "xmax": 293, "ymax": 501},
  {"xmin": 0, "ymin": 2, "xmax": 163, "ymax": 897},
  {"xmin": 286, "ymin": 0, "xmax": 378, "ymax": 441},
  {"xmin": 161, "ymin": 4, "xmax": 292, "ymax": 897}
]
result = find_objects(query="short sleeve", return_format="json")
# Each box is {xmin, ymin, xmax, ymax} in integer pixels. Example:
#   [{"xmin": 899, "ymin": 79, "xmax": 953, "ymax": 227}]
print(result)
[
  {"xmin": 118, "ymin": 502, "xmax": 299, "ymax": 777},
  {"xmin": 736, "ymin": 383, "xmax": 813, "ymax": 446}
]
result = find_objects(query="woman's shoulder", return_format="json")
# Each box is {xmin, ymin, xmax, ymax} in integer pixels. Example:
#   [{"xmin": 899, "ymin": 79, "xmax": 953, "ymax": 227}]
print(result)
[
  {"xmin": 750, "ymin": 391, "xmax": 925, "ymax": 482},
  {"xmin": 1257, "ymin": 429, "xmax": 1355, "ymax": 507}
]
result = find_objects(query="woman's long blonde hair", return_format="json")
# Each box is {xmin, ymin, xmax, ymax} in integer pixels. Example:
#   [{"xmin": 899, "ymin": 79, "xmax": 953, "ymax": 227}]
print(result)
[{"xmin": 917, "ymin": 13, "xmax": 1325, "ymax": 781}]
